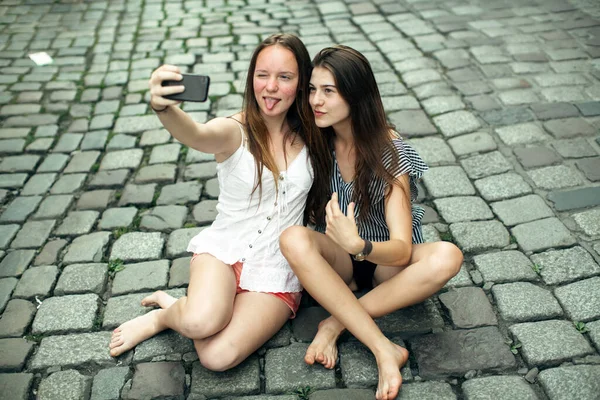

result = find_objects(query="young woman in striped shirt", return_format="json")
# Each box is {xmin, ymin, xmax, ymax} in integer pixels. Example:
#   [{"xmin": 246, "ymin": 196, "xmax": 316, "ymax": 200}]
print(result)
[{"xmin": 280, "ymin": 45, "xmax": 464, "ymax": 400}]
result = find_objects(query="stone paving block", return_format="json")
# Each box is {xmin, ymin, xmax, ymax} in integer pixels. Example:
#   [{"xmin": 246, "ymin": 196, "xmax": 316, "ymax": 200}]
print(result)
[
  {"xmin": 461, "ymin": 375, "xmax": 540, "ymax": 400},
  {"xmin": 192, "ymin": 200, "xmax": 218, "ymax": 225},
  {"xmin": 447, "ymin": 132, "xmax": 497, "ymax": 156},
  {"xmin": 52, "ymin": 133, "xmax": 83, "ymax": 153},
  {"xmin": 554, "ymin": 277, "xmax": 600, "ymax": 322},
  {"xmin": 309, "ymin": 389, "xmax": 375, "ymax": 400},
  {"xmin": 265, "ymin": 343, "xmax": 335, "ymax": 394},
  {"xmin": 547, "ymin": 187, "xmax": 600, "ymax": 211},
  {"xmin": 21, "ymin": 173, "xmax": 56, "ymax": 195},
  {"xmin": 169, "ymin": 257, "xmax": 191, "ymax": 288},
  {"xmin": 394, "ymin": 382, "xmax": 456, "ymax": 399},
  {"xmin": 33, "ymin": 195, "xmax": 74, "ymax": 219},
  {"xmin": 339, "ymin": 339, "xmax": 411, "ymax": 390},
  {"xmin": 0, "ymin": 338, "xmax": 34, "ymax": 372},
  {"xmin": 49, "ymin": 173, "xmax": 87, "ymax": 194},
  {"xmin": 183, "ymin": 162, "xmax": 217, "ymax": 181},
  {"xmin": 473, "ymin": 251, "xmax": 538, "ymax": 283},
  {"xmin": 588, "ymin": 320, "xmax": 600, "ymax": 351},
  {"xmin": 0, "ymin": 373, "xmax": 33, "ymax": 400},
  {"xmin": 0, "ymin": 155, "xmax": 39, "ymax": 172},
  {"xmin": 552, "ymin": 138, "xmax": 598, "ymax": 159},
  {"xmin": 0, "ymin": 250, "xmax": 35, "ymax": 278},
  {"xmin": 63, "ymin": 232, "xmax": 111, "ymax": 264},
  {"xmin": 111, "ymin": 260, "xmax": 169, "ymax": 295},
  {"xmin": 481, "ymin": 107, "xmax": 535, "ymax": 127},
  {"xmin": 495, "ymin": 123, "xmax": 550, "ymax": 145},
  {"xmin": 90, "ymin": 367, "xmax": 130, "ymax": 400},
  {"xmin": 421, "ymin": 95, "xmax": 465, "ymax": 116},
  {"xmin": 185, "ymin": 149, "xmax": 214, "ymax": 163},
  {"xmin": 512, "ymin": 218, "xmax": 576, "ymax": 253},
  {"xmin": 527, "ymin": 165, "xmax": 583, "ymax": 190},
  {"xmin": 37, "ymin": 370, "xmax": 92, "ymax": 400},
  {"xmin": 140, "ymin": 205, "xmax": 187, "ymax": 231},
  {"xmin": 573, "ymin": 208, "xmax": 600, "ymax": 236},
  {"xmin": 13, "ymin": 265, "xmax": 58, "ymax": 299},
  {"xmin": 530, "ymin": 102, "xmax": 579, "ymax": 120},
  {"xmin": 406, "ymin": 137, "xmax": 455, "ymax": 165},
  {"xmin": 107, "ymin": 134, "xmax": 136, "ymax": 150},
  {"xmin": 89, "ymin": 169, "xmax": 129, "ymax": 188},
  {"xmin": 37, "ymin": 153, "xmax": 68, "ymax": 173},
  {"xmin": 538, "ymin": 365, "xmax": 600, "ymax": 400},
  {"xmin": 292, "ymin": 307, "xmax": 331, "ymax": 343},
  {"xmin": 190, "ymin": 357, "xmax": 260, "ymax": 398},
  {"xmin": 98, "ymin": 207, "xmax": 138, "ymax": 230},
  {"xmin": 54, "ymin": 210, "xmax": 99, "ymax": 236},
  {"xmin": 133, "ymin": 329, "xmax": 194, "ymax": 363},
  {"xmin": 439, "ymin": 286, "xmax": 498, "ymax": 328},
  {"xmin": 135, "ymin": 164, "xmax": 177, "ymax": 184},
  {"xmin": 0, "ymin": 299, "xmax": 36, "ymax": 338},
  {"xmin": 110, "ymin": 232, "xmax": 164, "ymax": 262},
  {"xmin": 490, "ymin": 195, "xmax": 554, "ymax": 226},
  {"xmin": 474, "ymin": 173, "xmax": 532, "ymax": 201},
  {"xmin": 118, "ymin": 183, "xmax": 156, "ymax": 206},
  {"xmin": 411, "ymin": 326, "xmax": 516, "ymax": 379},
  {"xmin": 402, "ymin": 69, "xmax": 442, "ymax": 88},
  {"xmin": 0, "ymin": 173, "xmax": 27, "ymax": 189},
  {"xmin": 375, "ymin": 299, "xmax": 445, "ymax": 338},
  {"xmin": 10, "ymin": 220, "xmax": 56, "ymax": 248},
  {"xmin": 443, "ymin": 264, "xmax": 473, "ymax": 289},
  {"xmin": 543, "ymin": 118, "xmax": 596, "ymax": 139},
  {"xmin": 460, "ymin": 151, "xmax": 512, "ymax": 179},
  {"xmin": 493, "ymin": 282, "xmax": 563, "ymax": 322},
  {"xmin": 99, "ymin": 149, "xmax": 144, "ymax": 170},
  {"xmin": 509, "ymin": 320, "xmax": 594, "ymax": 367},
  {"xmin": 64, "ymin": 151, "xmax": 101, "ymax": 173},
  {"xmin": 422, "ymin": 166, "xmax": 476, "ymax": 197},
  {"xmin": 149, "ymin": 143, "xmax": 181, "ymax": 164},
  {"xmin": 0, "ymin": 195, "xmax": 42, "ymax": 222},
  {"xmin": 113, "ymin": 116, "xmax": 165, "ymax": 134},
  {"xmin": 531, "ymin": 246, "xmax": 600, "ymax": 286},
  {"xmin": 388, "ymin": 110, "xmax": 438, "ymax": 137},
  {"xmin": 576, "ymin": 157, "xmax": 600, "ymax": 181},
  {"xmin": 125, "ymin": 362, "xmax": 185, "ymax": 400},
  {"xmin": 0, "ymin": 225, "xmax": 19, "ymax": 249},
  {"xmin": 450, "ymin": 220, "xmax": 510, "ymax": 253},
  {"xmin": 54, "ymin": 263, "xmax": 108, "ymax": 295},
  {"xmin": 434, "ymin": 110, "xmax": 481, "ymax": 138},
  {"xmin": 32, "ymin": 293, "xmax": 100, "ymax": 335},
  {"xmin": 205, "ymin": 178, "xmax": 219, "ymax": 198},
  {"xmin": 434, "ymin": 196, "xmax": 493, "ymax": 223},
  {"xmin": 167, "ymin": 228, "xmax": 205, "ymax": 258},
  {"xmin": 76, "ymin": 190, "xmax": 114, "ymax": 210}
]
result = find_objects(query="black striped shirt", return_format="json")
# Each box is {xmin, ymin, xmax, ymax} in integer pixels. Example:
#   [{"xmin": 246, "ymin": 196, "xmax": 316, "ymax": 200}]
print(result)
[{"xmin": 316, "ymin": 137, "xmax": 428, "ymax": 244}]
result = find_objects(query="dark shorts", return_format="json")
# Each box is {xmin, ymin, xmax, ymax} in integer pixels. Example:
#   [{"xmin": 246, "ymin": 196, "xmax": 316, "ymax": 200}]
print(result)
[{"xmin": 351, "ymin": 257, "xmax": 378, "ymax": 291}]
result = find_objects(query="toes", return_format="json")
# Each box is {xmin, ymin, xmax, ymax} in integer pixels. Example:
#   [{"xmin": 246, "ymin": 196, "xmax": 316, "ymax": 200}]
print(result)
[{"xmin": 304, "ymin": 352, "xmax": 315, "ymax": 365}]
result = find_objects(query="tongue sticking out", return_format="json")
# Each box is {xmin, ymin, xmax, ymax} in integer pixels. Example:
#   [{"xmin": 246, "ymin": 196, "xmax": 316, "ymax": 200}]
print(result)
[{"xmin": 264, "ymin": 97, "xmax": 279, "ymax": 110}]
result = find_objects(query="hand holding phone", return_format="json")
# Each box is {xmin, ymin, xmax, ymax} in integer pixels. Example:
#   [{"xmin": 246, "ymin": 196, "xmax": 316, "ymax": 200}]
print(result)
[{"xmin": 162, "ymin": 74, "xmax": 210, "ymax": 102}]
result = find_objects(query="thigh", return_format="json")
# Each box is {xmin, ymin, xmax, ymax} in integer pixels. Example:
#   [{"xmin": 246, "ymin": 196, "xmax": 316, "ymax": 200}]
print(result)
[
  {"xmin": 194, "ymin": 291, "xmax": 291, "ymax": 365},
  {"xmin": 186, "ymin": 253, "xmax": 237, "ymax": 322},
  {"xmin": 372, "ymin": 242, "xmax": 434, "ymax": 286},
  {"xmin": 307, "ymin": 229, "xmax": 355, "ymax": 285}
]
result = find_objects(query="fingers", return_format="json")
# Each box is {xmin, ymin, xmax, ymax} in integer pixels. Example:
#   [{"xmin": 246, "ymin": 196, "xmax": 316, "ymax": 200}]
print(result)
[
  {"xmin": 347, "ymin": 202, "xmax": 356, "ymax": 223},
  {"xmin": 148, "ymin": 64, "xmax": 184, "ymax": 107}
]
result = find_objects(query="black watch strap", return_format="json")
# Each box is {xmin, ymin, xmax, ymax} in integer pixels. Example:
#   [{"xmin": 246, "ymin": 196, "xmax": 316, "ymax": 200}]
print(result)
[{"xmin": 362, "ymin": 239, "xmax": 373, "ymax": 257}]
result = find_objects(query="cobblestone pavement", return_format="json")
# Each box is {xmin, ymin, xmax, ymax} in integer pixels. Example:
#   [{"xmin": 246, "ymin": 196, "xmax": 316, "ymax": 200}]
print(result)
[{"xmin": 1, "ymin": 0, "xmax": 600, "ymax": 399}]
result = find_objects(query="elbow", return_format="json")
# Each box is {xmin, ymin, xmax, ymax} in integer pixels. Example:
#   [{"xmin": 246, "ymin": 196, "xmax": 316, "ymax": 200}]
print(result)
[{"xmin": 392, "ymin": 242, "xmax": 412, "ymax": 267}]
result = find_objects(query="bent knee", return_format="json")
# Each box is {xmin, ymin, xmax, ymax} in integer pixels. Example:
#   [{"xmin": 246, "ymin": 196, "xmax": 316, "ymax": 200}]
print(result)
[
  {"xmin": 430, "ymin": 242, "xmax": 463, "ymax": 280},
  {"xmin": 179, "ymin": 311, "xmax": 226, "ymax": 339},
  {"xmin": 279, "ymin": 226, "xmax": 314, "ymax": 258},
  {"xmin": 198, "ymin": 342, "xmax": 242, "ymax": 372}
]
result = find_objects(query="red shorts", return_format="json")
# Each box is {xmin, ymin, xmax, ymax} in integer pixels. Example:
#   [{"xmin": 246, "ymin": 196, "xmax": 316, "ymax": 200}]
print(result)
[{"xmin": 191, "ymin": 255, "xmax": 301, "ymax": 318}]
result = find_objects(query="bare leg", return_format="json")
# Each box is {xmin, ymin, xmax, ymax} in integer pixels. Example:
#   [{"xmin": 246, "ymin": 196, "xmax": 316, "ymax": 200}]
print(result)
[
  {"xmin": 109, "ymin": 254, "xmax": 237, "ymax": 357},
  {"xmin": 193, "ymin": 291, "xmax": 292, "ymax": 371},
  {"xmin": 280, "ymin": 226, "xmax": 407, "ymax": 400},
  {"xmin": 316, "ymin": 241, "xmax": 463, "ymax": 342}
]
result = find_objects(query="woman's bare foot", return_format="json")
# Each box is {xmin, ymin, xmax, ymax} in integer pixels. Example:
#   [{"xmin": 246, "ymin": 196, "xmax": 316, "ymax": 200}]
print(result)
[
  {"xmin": 305, "ymin": 317, "xmax": 344, "ymax": 369},
  {"xmin": 374, "ymin": 342, "xmax": 409, "ymax": 400},
  {"xmin": 109, "ymin": 310, "xmax": 166, "ymax": 357},
  {"xmin": 141, "ymin": 290, "xmax": 177, "ymax": 309}
]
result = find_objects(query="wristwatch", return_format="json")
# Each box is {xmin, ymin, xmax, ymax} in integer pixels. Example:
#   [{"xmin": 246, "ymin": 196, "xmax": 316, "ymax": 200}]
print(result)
[{"xmin": 353, "ymin": 239, "xmax": 373, "ymax": 261}]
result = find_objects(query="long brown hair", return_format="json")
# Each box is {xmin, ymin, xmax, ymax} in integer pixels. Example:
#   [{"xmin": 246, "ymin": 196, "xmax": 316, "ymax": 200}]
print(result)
[
  {"xmin": 312, "ymin": 45, "xmax": 407, "ymax": 220},
  {"xmin": 242, "ymin": 33, "xmax": 330, "ymax": 224}
]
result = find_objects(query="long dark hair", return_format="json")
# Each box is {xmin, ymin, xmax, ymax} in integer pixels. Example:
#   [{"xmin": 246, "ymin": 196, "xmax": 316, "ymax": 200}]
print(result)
[
  {"xmin": 312, "ymin": 45, "xmax": 406, "ymax": 220},
  {"xmin": 242, "ymin": 33, "xmax": 330, "ymax": 225}
]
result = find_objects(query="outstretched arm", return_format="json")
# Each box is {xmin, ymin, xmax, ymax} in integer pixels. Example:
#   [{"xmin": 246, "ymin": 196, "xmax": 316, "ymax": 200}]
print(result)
[{"xmin": 148, "ymin": 64, "xmax": 241, "ymax": 157}]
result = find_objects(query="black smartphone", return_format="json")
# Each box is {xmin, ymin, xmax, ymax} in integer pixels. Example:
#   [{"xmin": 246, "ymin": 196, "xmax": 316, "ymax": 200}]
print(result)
[{"xmin": 162, "ymin": 74, "xmax": 210, "ymax": 102}]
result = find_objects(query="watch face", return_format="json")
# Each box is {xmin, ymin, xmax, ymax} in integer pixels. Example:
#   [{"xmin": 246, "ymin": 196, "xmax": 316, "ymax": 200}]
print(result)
[{"xmin": 354, "ymin": 253, "xmax": 365, "ymax": 261}]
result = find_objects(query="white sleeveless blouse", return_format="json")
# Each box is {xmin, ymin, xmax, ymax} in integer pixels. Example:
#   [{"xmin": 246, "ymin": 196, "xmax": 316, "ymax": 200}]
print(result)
[{"xmin": 187, "ymin": 121, "xmax": 313, "ymax": 293}]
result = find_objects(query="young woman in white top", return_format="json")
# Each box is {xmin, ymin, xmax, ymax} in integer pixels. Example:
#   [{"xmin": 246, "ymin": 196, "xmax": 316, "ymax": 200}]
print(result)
[
  {"xmin": 109, "ymin": 33, "xmax": 330, "ymax": 371},
  {"xmin": 279, "ymin": 46, "xmax": 464, "ymax": 400}
]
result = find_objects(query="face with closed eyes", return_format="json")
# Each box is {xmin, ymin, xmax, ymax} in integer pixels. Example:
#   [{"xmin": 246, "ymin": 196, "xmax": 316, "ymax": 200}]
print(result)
[
  {"xmin": 309, "ymin": 66, "xmax": 351, "ymax": 131},
  {"xmin": 252, "ymin": 45, "xmax": 299, "ymax": 118}
]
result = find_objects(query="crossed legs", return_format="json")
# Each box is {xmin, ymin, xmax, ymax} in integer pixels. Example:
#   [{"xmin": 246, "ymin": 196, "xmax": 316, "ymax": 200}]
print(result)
[
  {"xmin": 279, "ymin": 227, "xmax": 463, "ymax": 400},
  {"xmin": 109, "ymin": 254, "xmax": 291, "ymax": 371}
]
